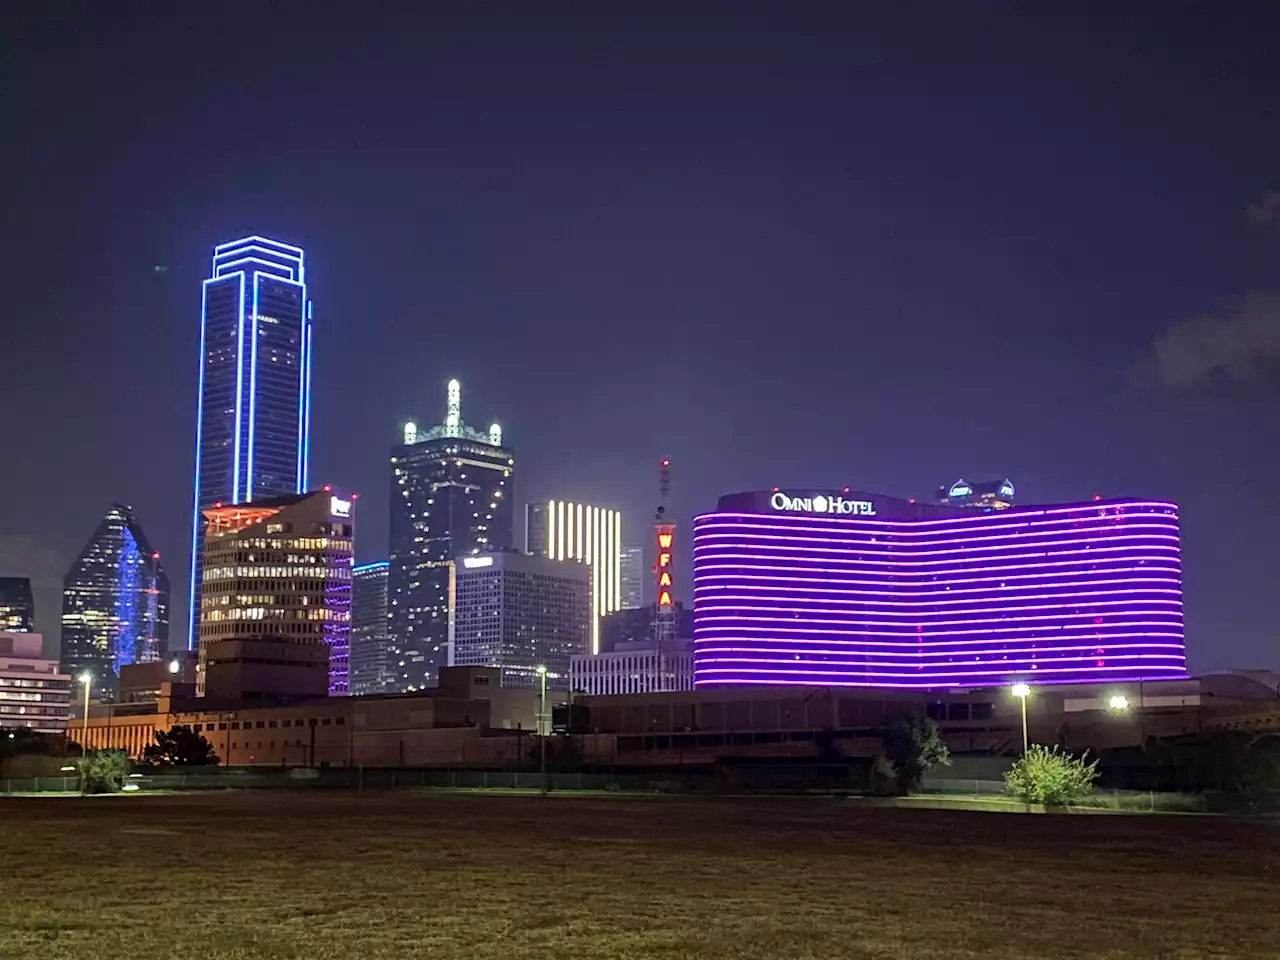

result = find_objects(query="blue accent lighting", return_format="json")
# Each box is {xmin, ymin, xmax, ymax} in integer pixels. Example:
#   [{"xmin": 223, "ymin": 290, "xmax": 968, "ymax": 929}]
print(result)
[{"xmin": 186, "ymin": 236, "xmax": 311, "ymax": 650}]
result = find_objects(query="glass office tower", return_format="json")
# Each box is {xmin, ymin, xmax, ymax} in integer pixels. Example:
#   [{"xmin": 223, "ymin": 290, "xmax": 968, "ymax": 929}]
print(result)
[
  {"xmin": 61, "ymin": 505, "xmax": 170, "ymax": 697},
  {"xmin": 187, "ymin": 236, "xmax": 313, "ymax": 650},
  {"xmin": 388, "ymin": 380, "xmax": 514, "ymax": 691},
  {"xmin": 0, "ymin": 577, "xmax": 36, "ymax": 632},
  {"xmin": 350, "ymin": 561, "xmax": 390, "ymax": 696}
]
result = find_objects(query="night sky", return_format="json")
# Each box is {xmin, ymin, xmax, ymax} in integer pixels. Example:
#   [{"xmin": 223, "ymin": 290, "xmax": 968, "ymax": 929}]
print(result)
[{"xmin": 3, "ymin": 4, "xmax": 1279, "ymax": 671}]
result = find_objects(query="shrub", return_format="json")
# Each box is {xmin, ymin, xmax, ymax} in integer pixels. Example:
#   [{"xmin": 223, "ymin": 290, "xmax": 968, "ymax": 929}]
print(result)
[
  {"xmin": 1004, "ymin": 744, "xmax": 1099, "ymax": 807},
  {"xmin": 78, "ymin": 750, "xmax": 131, "ymax": 794},
  {"xmin": 141, "ymin": 725, "xmax": 219, "ymax": 768},
  {"xmin": 876, "ymin": 712, "xmax": 950, "ymax": 795}
]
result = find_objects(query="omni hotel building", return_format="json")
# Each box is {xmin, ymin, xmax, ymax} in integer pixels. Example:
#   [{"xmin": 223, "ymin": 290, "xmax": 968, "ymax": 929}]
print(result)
[{"xmin": 692, "ymin": 490, "xmax": 1186, "ymax": 689}]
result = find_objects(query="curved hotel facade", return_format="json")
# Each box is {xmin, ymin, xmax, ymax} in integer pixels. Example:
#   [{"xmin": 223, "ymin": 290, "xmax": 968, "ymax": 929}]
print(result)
[{"xmin": 693, "ymin": 490, "xmax": 1186, "ymax": 689}]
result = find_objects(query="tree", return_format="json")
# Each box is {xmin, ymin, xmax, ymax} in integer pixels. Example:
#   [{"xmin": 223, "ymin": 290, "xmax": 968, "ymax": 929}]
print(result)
[
  {"xmin": 876, "ymin": 712, "xmax": 950, "ymax": 795},
  {"xmin": 79, "ymin": 750, "xmax": 130, "ymax": 794},
  {"xmin": 1004, "ymin": 744, "xmax": 1099, "ymax": 807},
  {"xmin": 141, "ymin": 725, "xmax": 219, "ymax": 768}
]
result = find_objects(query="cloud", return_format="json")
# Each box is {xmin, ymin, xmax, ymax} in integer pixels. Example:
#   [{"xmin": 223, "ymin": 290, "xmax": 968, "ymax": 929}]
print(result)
[
  {"xmin": 1146, "ymin": 292, "xmax": 1280, "ymax": 389},
  {"xmin": 1246, "ymin": 191, "xmax": 1280, "ymax": 228}
]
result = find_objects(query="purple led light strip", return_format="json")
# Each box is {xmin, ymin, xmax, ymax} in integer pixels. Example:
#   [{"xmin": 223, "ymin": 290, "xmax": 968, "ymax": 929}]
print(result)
[
  {"xmin": 696, "ymin": 660, "xmax": 1182, "ymax": 678},
  {"xmin": 695, "ymin": 628, "xmax": 1181, "ymax": 646},
  {"xmin": 701, "ymin": 576, "xmax": 1177, "ymax": 599},
  {"xmin": 695, "ymin": 641, "xmax": 1185, "ymax": 657},
  {"xmin": 694, "ymin": 584, "xmax": 1182, "ymax": 608}
]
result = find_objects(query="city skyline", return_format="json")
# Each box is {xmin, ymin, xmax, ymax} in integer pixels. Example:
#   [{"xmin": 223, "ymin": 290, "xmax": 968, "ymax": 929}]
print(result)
[{"xmin": 4, "ymin": 7, "xmax": 1280, "ymax": 675}]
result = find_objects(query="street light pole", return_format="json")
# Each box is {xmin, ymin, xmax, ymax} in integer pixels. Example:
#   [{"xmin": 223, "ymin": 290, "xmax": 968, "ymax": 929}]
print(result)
[
  {"xmin": 537, "ymin": 665, "xmax": 548, "ymax": 797},
  {"xmin": 1011, "ymin": 683, "xmax": 1030, "ymax": 754},
  {"xmin": 79, "ymin": 673, "xmax": 92, "ymax": 754},
  {"xmin": 78, "ymin": 673, "xmax": 92, "ymax": 795}
]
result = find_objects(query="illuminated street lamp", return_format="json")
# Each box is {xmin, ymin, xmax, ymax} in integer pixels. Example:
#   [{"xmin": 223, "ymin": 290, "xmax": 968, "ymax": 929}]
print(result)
[
  {"xmin": 78, "ymin": 673, "xmax": 93, "ymax": 752},
  {"xmin": 1108, "ymin": 694, "xmax": 1130, "ymax": 712},
  {"xmin": 77, "ymin": 673, "xmax": 92, "ymax": 794},
  {"xmin": 1011, "ymin": 683, "xmax": 1031, "ymax": 754}
]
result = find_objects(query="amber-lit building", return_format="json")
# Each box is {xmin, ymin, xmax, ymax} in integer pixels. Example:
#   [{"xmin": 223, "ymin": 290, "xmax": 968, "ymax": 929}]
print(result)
[
  {"xmin": 198, "ymin": 490, "xmax": 353, "ymax": 700},
  {"xmin": 77, "ymin": 666, "xmax": 538, "ymax": 767}
]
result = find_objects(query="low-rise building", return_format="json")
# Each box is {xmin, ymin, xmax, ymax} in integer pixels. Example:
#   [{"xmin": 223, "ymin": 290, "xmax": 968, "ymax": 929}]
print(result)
[
  {"xmin": 571, "ymin": 638, "xmax": 694, "ymax": 696},
  {"xmin": 75, "ymin": 666, "xmax": 538, "ymax": 767}
]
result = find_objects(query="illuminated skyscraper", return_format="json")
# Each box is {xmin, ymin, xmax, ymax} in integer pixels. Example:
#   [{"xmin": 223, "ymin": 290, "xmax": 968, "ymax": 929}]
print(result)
[
  {"xmin": 525, "ymin": 501, "xmax": 621, "ymax": 654},
  {"xmin": 187, "ymin": 236, "xmax": 313, "ymax": 651},
  {"xmin": 619, "ymin": 547, "xmax": 645, "ymax": 610},
  {"xmin": 388, "ymin": 380, "xmax": 514, "ymax": 691},
  {"xmin": 61, "ymin": 505, "xmax": 169, "ymax": 698},
  {"xmin": 0, "ymin": 578, "xmax": 35, "ymax": 633},
  {"xmin": 451, "ymin": 552, "xmax": 589, "ymax": 692},
  {"xmin": 350, "ymin": 561, "xmax": 390, "ymax": 696}
]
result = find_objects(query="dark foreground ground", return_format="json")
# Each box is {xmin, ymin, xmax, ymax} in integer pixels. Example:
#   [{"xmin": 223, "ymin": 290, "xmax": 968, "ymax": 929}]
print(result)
[{"xmin": 2, "ymin": 791, "xmax": 1278, "ymax": 959}]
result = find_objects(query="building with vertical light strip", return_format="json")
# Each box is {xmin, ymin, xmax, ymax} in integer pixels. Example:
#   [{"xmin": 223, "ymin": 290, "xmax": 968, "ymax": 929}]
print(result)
[
  {"xmin": 187, "ymin": 236, "xmax": 313, "ymax": 653},
  {"xmin": 525, "ymin": 501, "xmax": 620, "ymax": 654}
]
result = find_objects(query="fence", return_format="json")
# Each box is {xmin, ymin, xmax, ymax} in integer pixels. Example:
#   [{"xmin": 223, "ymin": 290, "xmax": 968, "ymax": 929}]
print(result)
[{"xmin": 0, "ymin": 768, "xmax": 653, "ymax": 795}]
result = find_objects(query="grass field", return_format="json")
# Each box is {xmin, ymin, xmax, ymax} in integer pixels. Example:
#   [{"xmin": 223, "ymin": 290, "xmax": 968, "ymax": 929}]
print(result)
[{"xmin": 2, "ymin": 791, "xmax": 1279, "ymax": 959}]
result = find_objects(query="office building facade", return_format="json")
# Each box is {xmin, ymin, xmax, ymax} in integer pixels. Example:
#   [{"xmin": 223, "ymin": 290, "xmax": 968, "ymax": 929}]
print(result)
[
  {"xmin": 0, "ymin": 633, "xmax": 72, "ymax": 734},
  {"xmin": 526, "ymin": 500, "xmax": 621, "ymax": 654},
  {"xmin": 188, "ymin": 236, "xmax": 313, "ymax": 651},
  {"xmin": 693, "ymin": 490, "xmax": 1186, "ymax": 689},
  {"xmin": 450, "ymin": 552, "xmax": 590, "ymax": 693},
  {"xmin": 619, "ymin": 547, "xmax": 645, "ymax": 610},
  {"xmin": 350, "ymin": 561, "xmax": 390, "ymax": 696},
  {"xmin": 198, "ymin": 490, "xmax": 352, "ymax": 700},
  {"xmin": 0, "ymin": 577, "xmax": 35, "ymax": 633},
  {"xmin": 388, "ymin": 380, "xmax": 514, "ymax": 691},
  {"xmin": 570, "ymin": 639, "xmax": 694, "ymax": 696},
  {"xmin": 61, "ymin": 505, "xmax": 170, "ymax": 696}
]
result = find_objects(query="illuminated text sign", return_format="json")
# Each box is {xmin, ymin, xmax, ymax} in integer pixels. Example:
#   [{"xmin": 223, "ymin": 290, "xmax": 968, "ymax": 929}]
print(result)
[{"xmin": 769, "ymin": 492, "xmax": 876, "ymax": 516}]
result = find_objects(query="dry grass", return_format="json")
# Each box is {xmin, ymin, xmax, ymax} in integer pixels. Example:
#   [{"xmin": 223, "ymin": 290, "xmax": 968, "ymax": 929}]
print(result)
[{"xmin": 1, "ymin": 791, "xmax": 1278, "ymax": 959}]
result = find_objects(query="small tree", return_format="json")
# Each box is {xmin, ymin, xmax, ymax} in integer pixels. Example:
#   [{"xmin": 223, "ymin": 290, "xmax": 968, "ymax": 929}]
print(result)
[
  {"xmin": 877, "ymin": 712, "xmax": 950, "ymax": 795},
  {"xmin": 1005, "ymin": 744, "xmax": 1099, "ymax": 807},
  {"xmin": 141, "ymin": 725, "xmax": 219, "ymax": 768},
  {"xmin": 79, "ymin": 750, "xmax": 130, "ymax": 794}
]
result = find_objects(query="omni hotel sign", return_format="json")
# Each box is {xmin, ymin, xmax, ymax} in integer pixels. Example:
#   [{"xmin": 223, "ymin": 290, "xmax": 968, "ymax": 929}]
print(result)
[{"xmin": 770, "ymin": 491, "xmax": 877, "ymax": 516}]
